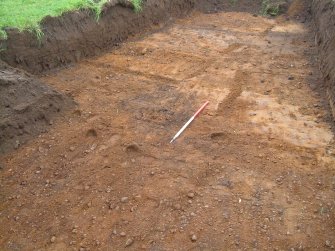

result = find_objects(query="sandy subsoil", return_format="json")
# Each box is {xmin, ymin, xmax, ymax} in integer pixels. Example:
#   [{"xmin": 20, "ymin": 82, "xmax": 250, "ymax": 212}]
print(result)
[{"xmin": 1, "ymin": 2, "xmax": 335, "ymax": 251}]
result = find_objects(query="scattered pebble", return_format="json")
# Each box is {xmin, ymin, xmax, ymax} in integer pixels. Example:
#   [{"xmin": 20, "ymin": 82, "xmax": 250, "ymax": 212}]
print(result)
[
  {"xmin": 288, "ymin": 76, "xmax": 294, "ymax": 80},
  {"xmin": 187, "ymin": 192, "xmax": 195, "ymax": 199},
  {"xmin": 50, "ymin": 236, "xmax": 56, "ymax": 243},
  {"xmin": 120, "ymin": 232, "xmax": 126, "ymax": 237},
  {"xmin": 191, "ymin": 234, "xmax": 197, "ymax": 242},
  {"xmin": 125, "ymin": 238, "xmax": 134, "ymax": 247},
  {"xmin": 121, "ymin": 197, "xmax": 129, "ymax": 203}
]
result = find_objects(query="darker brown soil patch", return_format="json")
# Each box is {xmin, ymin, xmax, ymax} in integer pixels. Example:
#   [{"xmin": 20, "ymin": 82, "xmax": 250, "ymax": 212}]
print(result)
[{"xmin": 0, "ymin": 61, "xmax": 75, "ymax": 153}]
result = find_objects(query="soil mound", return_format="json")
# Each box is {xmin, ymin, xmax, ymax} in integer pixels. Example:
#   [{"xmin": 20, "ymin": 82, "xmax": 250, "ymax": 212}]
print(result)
[{"xmin": 0, "ymin": 61, "xmax": 75, "ymax": 153}]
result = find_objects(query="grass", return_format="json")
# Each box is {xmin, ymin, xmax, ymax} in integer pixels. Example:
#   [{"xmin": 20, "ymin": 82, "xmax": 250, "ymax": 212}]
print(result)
[
  {"xmin": 260, "ymin": 0, "xmax": 280, "ymax": 16},
  {"xmin": 0, "ymin": 0, "xmax": 143, "ymax": 40}
]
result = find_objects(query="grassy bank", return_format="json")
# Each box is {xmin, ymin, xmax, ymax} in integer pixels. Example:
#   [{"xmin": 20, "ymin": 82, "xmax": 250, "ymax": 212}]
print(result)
[{"xmin": 0, "ymin": 0, "xmax": 142, "ymax": 39}]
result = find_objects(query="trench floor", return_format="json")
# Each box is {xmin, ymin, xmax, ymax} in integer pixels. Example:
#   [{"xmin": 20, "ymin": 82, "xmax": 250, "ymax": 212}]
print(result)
[{"xmin": 1, "ymin": 6, "xmax": 335, "ymax": 251}]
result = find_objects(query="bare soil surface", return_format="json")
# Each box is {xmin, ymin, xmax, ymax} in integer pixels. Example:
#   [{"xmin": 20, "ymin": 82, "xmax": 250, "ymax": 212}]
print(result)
[{"xmin": 1, "ymin": 1, "xmax": 335, "ymax": 251}]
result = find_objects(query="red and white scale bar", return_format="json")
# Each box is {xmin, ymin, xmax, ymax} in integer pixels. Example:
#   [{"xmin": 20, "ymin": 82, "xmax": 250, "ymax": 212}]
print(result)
[{"xmin": 170, "ymin": 101, "xmax": 209, "ymax": 143}]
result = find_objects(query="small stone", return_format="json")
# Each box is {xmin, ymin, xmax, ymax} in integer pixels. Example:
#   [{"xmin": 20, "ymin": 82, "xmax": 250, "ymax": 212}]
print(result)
[
  {"xmin": 69, "ymin": 146, "xmax": 75, "ymax": 152},
  {"xmin": 50, "ymin": 236, "xmax": 56, "ymax": 243},
  {"xmin": 191, "ymin": 234, "xmax": 197, "ymax": 242},
  {"xmin": 288, "ymin": 76, "xmax": 294, "ymax": 80},
  {"xmin": 121, "ymin": 197, "xmax": 129, "ymax": 203},
  {"xmin": 125, "ymin": 238, "xmax": 134, "ymax": 247},
  {"xmin": 187, "ymin": 192, "xmax": 195, "ymax": 199},
  {"xmin": 120, "ymin": 232, "xmax": 126, "ymax": 237},
  {"xmin": 219, "ymin": 179, "xmax": 233, "ymax": 188},
  {"xmin": 326, "ymin": 240, "xmax": 331, "ymax": 247}
]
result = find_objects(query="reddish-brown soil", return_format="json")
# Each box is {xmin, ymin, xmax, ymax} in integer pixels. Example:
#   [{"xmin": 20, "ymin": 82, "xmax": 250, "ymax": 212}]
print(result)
[{"xmin": 1, "ymin": 1, "xmax": 335, "ymax": 251}]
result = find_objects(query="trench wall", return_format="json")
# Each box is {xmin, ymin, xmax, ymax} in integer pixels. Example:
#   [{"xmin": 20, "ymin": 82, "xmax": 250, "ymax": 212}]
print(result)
[{"xmin": 312, "ymin": 0, "xmax": 335, "ymax": 119}]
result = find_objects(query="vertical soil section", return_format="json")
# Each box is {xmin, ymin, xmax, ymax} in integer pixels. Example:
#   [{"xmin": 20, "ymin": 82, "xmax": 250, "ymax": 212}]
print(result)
[{"xmin": 312, "ymin": 0, "xmax": 335, "ymax": 119}]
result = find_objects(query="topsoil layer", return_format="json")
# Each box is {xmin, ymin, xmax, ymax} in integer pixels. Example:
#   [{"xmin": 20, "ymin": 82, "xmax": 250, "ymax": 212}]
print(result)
[{"xmin": 312, "ymin": 0, "xmax": 335, "ymax": 119}]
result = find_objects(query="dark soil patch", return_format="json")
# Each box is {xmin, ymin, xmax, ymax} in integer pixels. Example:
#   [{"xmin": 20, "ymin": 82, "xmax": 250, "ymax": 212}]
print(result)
[{"xmin": 0, "ymin": 61, "xmax": 75, "ymax": 154}]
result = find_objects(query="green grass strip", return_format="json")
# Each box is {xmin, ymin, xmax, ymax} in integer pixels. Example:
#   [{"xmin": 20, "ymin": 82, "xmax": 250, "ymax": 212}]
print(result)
[{"xmin": 0, "ymin": 0, "xmax": 143, "ymax": 40}]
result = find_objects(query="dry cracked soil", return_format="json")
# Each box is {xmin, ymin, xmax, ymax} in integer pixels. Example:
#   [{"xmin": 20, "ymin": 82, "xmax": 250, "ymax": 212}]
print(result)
[{"xmin": 1, "ymin": 2, "xmax": 335, "ymax": 251}]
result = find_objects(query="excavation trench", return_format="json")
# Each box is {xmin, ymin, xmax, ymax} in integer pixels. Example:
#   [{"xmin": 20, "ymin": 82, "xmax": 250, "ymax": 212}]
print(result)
[{"xmin": 0, "ymin": 0, "xmax": 335, "ymax": 250}]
